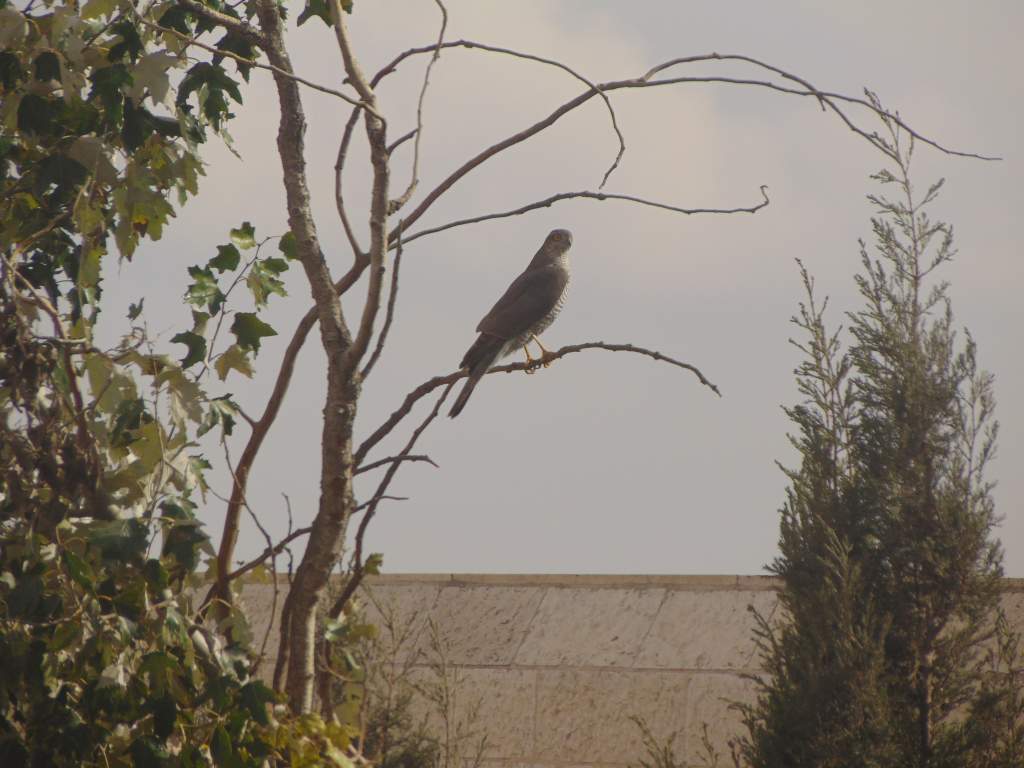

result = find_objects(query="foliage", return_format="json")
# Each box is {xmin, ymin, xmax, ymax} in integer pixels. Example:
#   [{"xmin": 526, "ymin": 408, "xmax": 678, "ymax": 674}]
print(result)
[
  {"xmin": 734, "ymin": 124, "xmax": 1022, "ymax": 766},
  {"xmin": 0, "ymin": 0, "xmax": 347, "ymax": 764}
]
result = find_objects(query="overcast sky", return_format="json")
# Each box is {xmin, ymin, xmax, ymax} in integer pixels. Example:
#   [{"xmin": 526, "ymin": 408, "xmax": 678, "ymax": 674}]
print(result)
[{"xmin": 103, "ymin": 1, "xmax": 1023, "ymax": 576}]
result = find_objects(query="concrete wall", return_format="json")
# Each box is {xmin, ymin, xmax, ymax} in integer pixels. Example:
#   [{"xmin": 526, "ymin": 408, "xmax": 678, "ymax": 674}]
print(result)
[{"xmin": 244, "ymin": 575, "xmax": 1024, "ymax": 768}]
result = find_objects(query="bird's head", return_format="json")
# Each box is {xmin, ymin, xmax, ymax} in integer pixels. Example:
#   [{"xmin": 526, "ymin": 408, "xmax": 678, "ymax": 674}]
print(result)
[{"xmin": 546, "ymin": 228, "xmax": 573, "ymax": 252}]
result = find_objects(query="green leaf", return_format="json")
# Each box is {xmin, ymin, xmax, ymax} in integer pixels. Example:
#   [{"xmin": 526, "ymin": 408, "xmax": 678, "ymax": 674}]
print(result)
[
  {"xmin": 246, "ymin": 258, "xmax": 288, "ymax": 307},
  {"xmin": 143, "ymin": 558, "xmax": 169, "ymax": 593},
  {"xmin": 0, "ymin": 52, "xmax": 23, "ymax": 91},
  {"xmin": 128, "ymin": 299, "xmax": 145, "ymax": 320},
  {"xmin": 170, "ymin": 330, "xmax": 207, "ymax": 368},
  {"xmin": 213, "ymin": 344, "xmax": 253, "ymax": 382},
  {"xmin": 84, "ymin": 518, "xmax": 148, "ymax": 563},
  {"xmin": 78, "ymin": 245, "xmax": 102, "ymax": 290},
  {"xmin": 33, "ymin": 51, "xmax": 61, "ymax": 82},
  {"xmin": 88, "ymin": 64, "xmax": 132, "ymax": 126},
  {"xmin": 239, "ymin": 681, "xmax": 275, "ymax": 726},
  {"xmin": 157, "ymin": 5, "xmax": 192, "ymax": 34},
  {"xmin": 107, "ymin": 20, "xmax": 144, "ymax": 63},
  {"xmin": 81, "ymin": 0, "xmax": 118, "ymax": 20},
  {"xmin": 230, "ymin": 312, "xmax": 276, "ymax": 352},
  {"xmin": 129, "ymin": 737, "xmax": 169, "ymax": 768},
  {"xmin": 210, "ymin": 243, "xmax": 240, "ymax": 272},
  {"xmin": 190, "ymin": 310, "xmax": 210, "ymax": 337},
  {"xmin": 230, "ymin": 221, "xmax": 256, "ymax": 250},
  {"xmin": 149, "ymin": 694, "xmax": 177, "ymax": 740},
  {"xmin": 211, "ymin": 725, "xmax": 232, "ymax": 765},
  {"xmin": 364, "ymin": 552, "xmax": 383, "ymax": 576},
  {"xmin": 185, "ymin": 265, "xmax": 225, "ymax": 315},
  {"xmin": 279, "ymin": 230, "xmax": 298, "ymax": 260},
  {"xmin": 17, "ymin": 94, "xmax": 56, "ymax": 135},
  {"xmin": 63, "ymin": 551, "xmax": 95, "ymax": 591},
  {"xmin": 198, "ymin": 395, "xmax": 238, "ymax": 438},
  {"xmin": 297, "ymin": 0, "xmax": 331, "ymax": 26}
]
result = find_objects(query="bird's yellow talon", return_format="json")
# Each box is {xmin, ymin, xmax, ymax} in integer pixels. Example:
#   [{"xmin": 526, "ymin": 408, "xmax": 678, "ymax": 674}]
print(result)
[
  {"xmin": 531, "ymin": 335, "xmax": 553, "ymax": 367},
  {"xmin": 522, "ymin": 344, "xmax": 538, "ymax": 374}
]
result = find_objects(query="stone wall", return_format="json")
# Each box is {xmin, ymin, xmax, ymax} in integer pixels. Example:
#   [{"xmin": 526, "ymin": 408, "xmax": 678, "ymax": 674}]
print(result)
[{"xmin": 244, "ymin": 575, "xmax": 1024, "ymax": 767}]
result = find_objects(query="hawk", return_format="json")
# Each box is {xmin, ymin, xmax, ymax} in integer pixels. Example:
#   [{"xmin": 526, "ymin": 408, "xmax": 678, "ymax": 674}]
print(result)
[{"xmin": 449, "ymin": 229, "xmax": 573, "ymax": 418}]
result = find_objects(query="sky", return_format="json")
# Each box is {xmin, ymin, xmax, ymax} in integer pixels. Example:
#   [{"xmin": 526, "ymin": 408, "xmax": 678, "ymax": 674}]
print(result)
[{"xmin": 102, "ymin": 1, "xmax": 1023, "ymax": 576}]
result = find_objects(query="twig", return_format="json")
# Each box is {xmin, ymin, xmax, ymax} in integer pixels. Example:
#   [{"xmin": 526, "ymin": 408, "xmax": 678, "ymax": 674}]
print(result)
[
  {"xmin": 138, "ymin": 13, "xmax": 368, "ymax": 108},
  {"xmin": 361, "ymin": 222, "xmax": 403, "ymax": 378},
  {"xmin": 354, "ymin": 454, "xmax": 438, "ymax": 475},
  {"xmin": 399, "ymin": 186, "xmax": 770, "ymax": 247},
  {"xmin": 388, "ymin": 0, "xmax": 447, "ymax": 214},
  {"xmin": 386, "ymin": 129, "xmax": 417, "ymax": 155},
  {"xmin": 355, "ymin": 341, "xmax": 718, "ymax": 466},
  {"xmin": 354, "ymin": 495, "xmax": 408, "ymax": 511},
  {"xmin": 176, "ymin": 0, "xmax": 263, "ymax": 44},
  {"xmin": 641, "ymin": 53, "xmax": 999, "ymax": 162},
  {"xmin": 390, "ymin": 53, "xmax": 994, "ymax": 242},
  {"xmin": 227, "ymin": 525, "xmax": 313, "ymax": 581},
  {"xmin": 335, "ymin": 108, "xmax": 369, "ymax": 262},
  {"xmin": 373, "ymin": 38, "xmax": 627, "ymax": 190},
  {"xmin": 331, "ymin": 381, "xmax": 456, "ymax": 619},
  {"xmin": 330, "ymin": 0, "xmax": 390, "ymax": 383}
]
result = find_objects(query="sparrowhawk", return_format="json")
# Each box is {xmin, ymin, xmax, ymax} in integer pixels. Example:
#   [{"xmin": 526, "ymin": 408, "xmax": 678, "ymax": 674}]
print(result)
[{"xmin": 449, "ymin": 228, "xmax": 573, "ymax": 418}]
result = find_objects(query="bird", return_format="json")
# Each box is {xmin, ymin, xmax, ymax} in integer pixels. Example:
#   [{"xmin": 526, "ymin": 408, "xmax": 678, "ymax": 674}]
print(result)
[{"xmin": 448, "ymin": 228, "xmax": 573, "ymax": 418}]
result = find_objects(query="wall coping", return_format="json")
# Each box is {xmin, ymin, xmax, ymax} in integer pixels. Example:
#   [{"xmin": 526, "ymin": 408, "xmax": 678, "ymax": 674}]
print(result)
[{"xmin": 347, "ymin": 573, "xmax": 1024, "ymax": 591}]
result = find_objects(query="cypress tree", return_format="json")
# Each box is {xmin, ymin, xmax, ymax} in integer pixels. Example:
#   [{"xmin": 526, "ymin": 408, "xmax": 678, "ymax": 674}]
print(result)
[{"xmin": 736, "ymin": 117, "xmax": 1020, "ymax": 767}]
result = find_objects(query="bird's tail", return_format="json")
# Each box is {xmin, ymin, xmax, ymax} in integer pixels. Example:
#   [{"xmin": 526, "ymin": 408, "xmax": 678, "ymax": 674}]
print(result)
[{"xmin": 449, "ymin": 337, "xmax": 503, "ymax": 418}]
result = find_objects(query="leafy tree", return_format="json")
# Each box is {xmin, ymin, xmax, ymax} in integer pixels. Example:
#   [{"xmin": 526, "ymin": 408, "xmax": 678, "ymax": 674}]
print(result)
[
  {"xmin": 0, "ymin": 0, "xmax": 348, "ymax": 763},
  {"xmin": 735, "ymin": 118, "xmax": 1022, "ymax": 767}
]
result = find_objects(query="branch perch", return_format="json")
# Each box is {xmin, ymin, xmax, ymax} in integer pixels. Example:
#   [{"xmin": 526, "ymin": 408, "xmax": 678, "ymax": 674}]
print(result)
[{"xmin": 356, "ymin": 341, "xmax": 719, "ymax": 466}]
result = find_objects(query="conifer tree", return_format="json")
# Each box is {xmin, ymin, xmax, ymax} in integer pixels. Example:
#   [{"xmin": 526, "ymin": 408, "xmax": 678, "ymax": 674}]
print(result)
[{"xmin": 736, "ymin": 116, "xmax": 1021, "ymax": 767}]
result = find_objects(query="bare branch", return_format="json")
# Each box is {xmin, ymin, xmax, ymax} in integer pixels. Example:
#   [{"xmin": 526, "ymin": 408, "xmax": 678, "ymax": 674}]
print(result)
[
  {"xmin": 226, "ymin": 525, "xmax": 313, "ymax": 581},
  {"xmin": 355, "ymin": 341, "xmax": 718, "ymax": 466},
  {"xmin": 375, "ymin": 38, "xmax": 626, "ymax": 192},
  {"xmin": 400, "ymin": 186, "xmax": 770, "ymax": 247},
  {"xmin": 355, "ymin": 454, "xmax": 438, "ymax": 475},
  {"xmin": 335, "ymin": 108, "xmax": 367, "ymax": 260},
  {"xmin": 330, "ymin": 0, "xmax": 390, "ymax": 382},
  {"xmin": 140, "ymin": 13, "xmax": 369, "ymax": 108},
  {"xmin": 329, "ymin": 1, "xmax": 375, "ymax": 103},
  {"xmin": 641, "ymin": 53, "xmax": 999, "ymax": 161},
  {"xmin": 331, "ymin": 381, "xmax": 457, "ymax": 620},
  {"xmin": 361, "ymin": 223, "xmax": 404, "ymax": 378},
  {"xmin": 386, "ymin": 128, "xmax": 417, "ymax": 155},
  {"xmin": 389, "ymin": 53, "xmax": 993, "ymax": 243},
  {"xmin": 354, "ymin": 495, "xmax": 408, "ymax": 511},
  {"xmin": 388, "ymin": 0, "xmax": 447, "ymax": 214}
]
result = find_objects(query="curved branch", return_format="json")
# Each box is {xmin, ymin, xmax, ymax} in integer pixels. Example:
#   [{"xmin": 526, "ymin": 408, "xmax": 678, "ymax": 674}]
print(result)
[
  {"xmin": 374, "ymin": 38, "xmax": 626, "ymax": 204},
  {"xmin": 331, "ymin": 380, "xmax": 456, "ymax": 620},
  {"xmin": 388, "ymin": 52, "xmax": 993, "ymax": 243},
  {"xmin": 335, "ymin": 6, "xmax": 390, "ymax": 381},
  {"xmin": 335, "ymin": 106, "xmax": 367, "ymax": 260},
  {"xmin": 226, "ymin": 525, "xmax": 312, "ymax": 581},
  {"xmin": 388, "ymin": 0, "xmax": 447, "ymax": 214},
  {"xmin": 141, "ymin": 12, "xmax": 368, "ymax": 107},
  {"xmin": 355, "ymin": 341, "xmax": 719, "ymax": 466},
  {"xmin": 400, "ymin": 186, "xmax": 770, "ymax": 247},
  {"xmin": 642, "ymin": 53, "xmax": 999, "ymax": 162},
  {"xmin": 361, "ymin": 225, "xmax": 403, "ymax": 378},
  {"xmin": 355, "ymin": 454, "xmax": 437, "ymax": 475}
]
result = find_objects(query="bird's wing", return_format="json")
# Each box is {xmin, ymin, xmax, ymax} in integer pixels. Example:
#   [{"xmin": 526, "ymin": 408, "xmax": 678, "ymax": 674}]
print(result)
[{"xmin": 476, "ymin": 265, "xmax": 568, "ymax": 340}]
